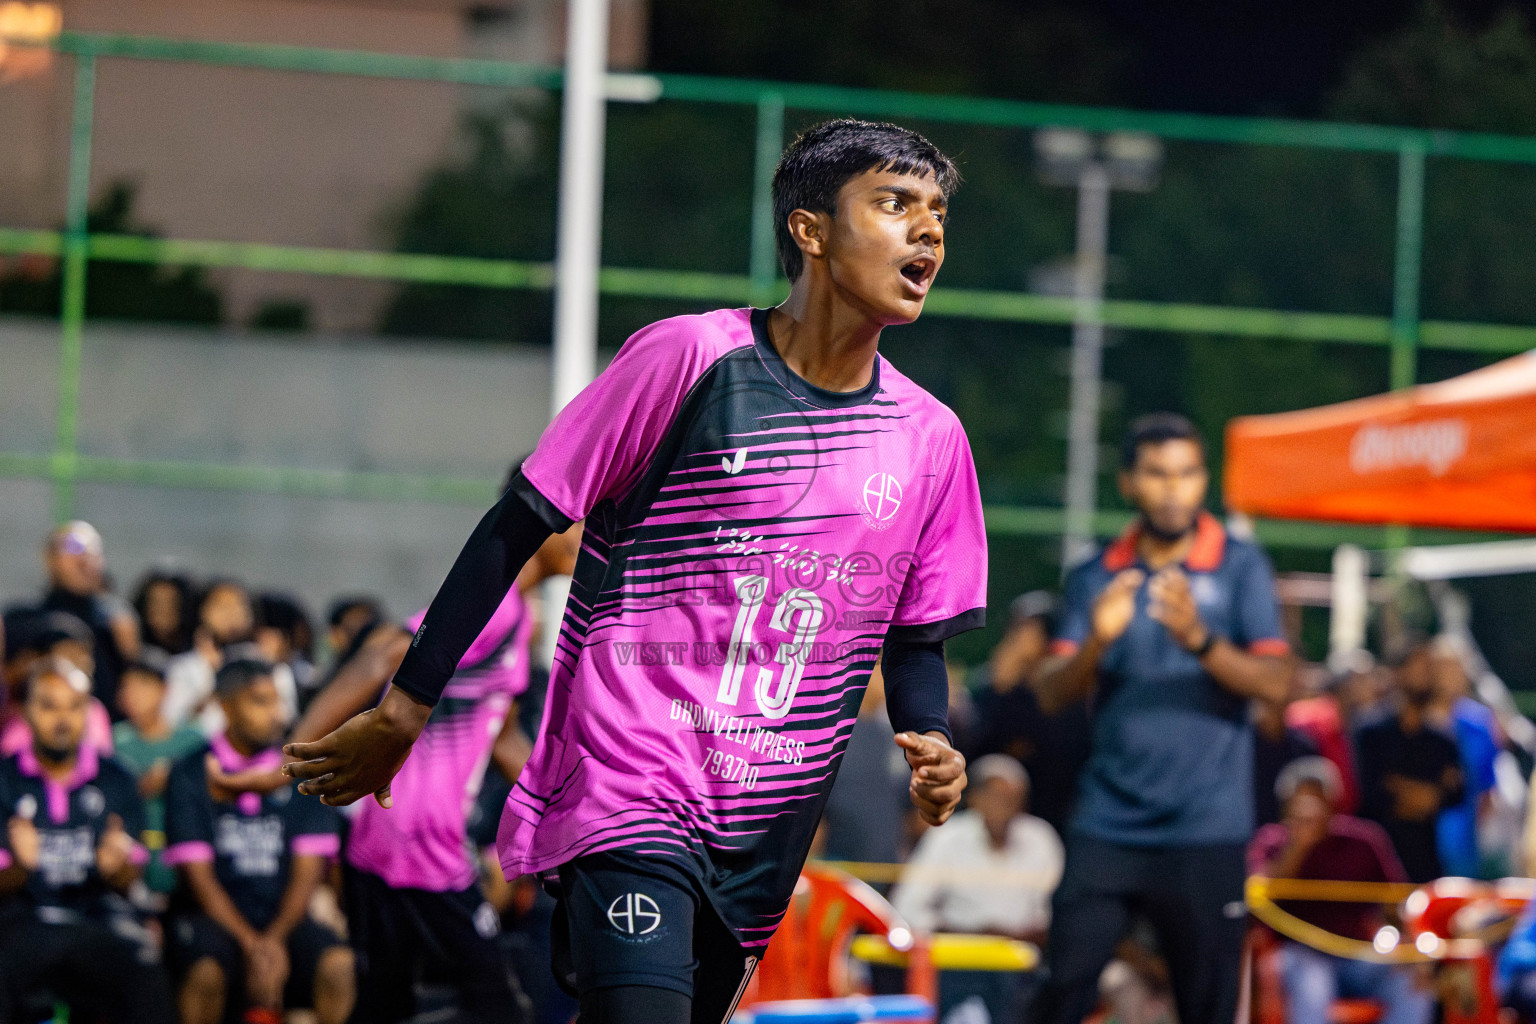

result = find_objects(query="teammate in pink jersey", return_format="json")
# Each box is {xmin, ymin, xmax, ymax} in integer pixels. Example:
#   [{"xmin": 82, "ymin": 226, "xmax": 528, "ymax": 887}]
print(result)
[
  {"xmin": 227, "ymin": 474, "xmax": 578, "ymax": 1024},
  {"xmin": 284, "ymin": 119, "xmax": 989, "ymax": 1024}
]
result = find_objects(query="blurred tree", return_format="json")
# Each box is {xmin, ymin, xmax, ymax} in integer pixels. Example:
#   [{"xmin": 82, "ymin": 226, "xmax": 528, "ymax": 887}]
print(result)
[
  {"xmin": 650, "ymin": 0, "xmax": 1129, "ymax": 106},
  {"xmin": 1105, "ymin": 0, "xmax": 1536, "ymax": 473},
  {"xmin": 378, "ymin": 100, "xmax": 559, "ymax": 342},
  {"xmin": 0, "ymin": 181, "xmax": 222, "ymax": 323},
  {"xmin": 1331, "ymin": 2, "xmax": 1536, "ymax": 328}
]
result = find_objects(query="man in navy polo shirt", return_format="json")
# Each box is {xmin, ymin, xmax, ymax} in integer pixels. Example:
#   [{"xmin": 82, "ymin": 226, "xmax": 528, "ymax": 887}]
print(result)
[
  {"xmin": 164, "ymin": 658, "xmax": 353, "ymax": 1024},
  {"xmin": 1029, "ymin": 413, "xmax": 1292, "ymax": 1024},
  {"xmin": 0, "ymin": 656, "xmax": 175, "ymax": 1024}
]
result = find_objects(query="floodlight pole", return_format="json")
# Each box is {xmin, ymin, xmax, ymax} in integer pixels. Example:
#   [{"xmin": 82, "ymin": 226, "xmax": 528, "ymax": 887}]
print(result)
[
  {"xmin": 551, "ymin": 0, "xmax": 610, "ymax": 415},
  {"xmin": 1061, "ymin": 163, "xmax": 1112, "ymax": 571}
]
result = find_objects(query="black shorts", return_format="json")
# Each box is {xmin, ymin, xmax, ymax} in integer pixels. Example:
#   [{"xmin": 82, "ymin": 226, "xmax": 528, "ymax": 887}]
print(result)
[
  {"xmin": 553, "ymin": 852, "xmax": 758, "ymax": 1023},
  {"xmin": 343, "ymin": 865, "xmax": 527, "ymax": 1024},
  {"xmin": 168, "ymin": 912, "xmax": 346, "ymax": 1010}
]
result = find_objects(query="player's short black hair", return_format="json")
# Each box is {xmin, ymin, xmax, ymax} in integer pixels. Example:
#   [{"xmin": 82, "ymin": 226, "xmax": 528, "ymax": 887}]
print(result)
[
  {"xmin": 215, "ymin": 656, "xmax": 274, "ymax": 698},
  {"xmin": 772, "ymin": 119, "xmax": 960, "ymax": 282},
  {"xmin": 1120, "ymin": 412, "xmax": 1206, "ymax": 470}
]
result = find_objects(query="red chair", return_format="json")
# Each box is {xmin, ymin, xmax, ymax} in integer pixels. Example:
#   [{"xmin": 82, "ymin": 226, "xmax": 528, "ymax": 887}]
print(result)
[
  {"xmin": 1249, "ymin": 925, "xmax": 1383, "ymax": 1024},
  {"xmin": 740, "ymin": 863, "xmax": 933, "ymax": 1010},
  {"xmin": 1401, "ymin": 877, "xmax": 1535, "ymax": 1024}
]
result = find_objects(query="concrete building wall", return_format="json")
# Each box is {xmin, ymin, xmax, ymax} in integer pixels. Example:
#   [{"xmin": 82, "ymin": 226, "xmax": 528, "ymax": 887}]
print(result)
[
  {"xmin": 0, "ymin": 315, "xmax": 610, "ymax": 626},
  {"xmin": 0, "ymin": 0, "xmax": 649, "ymax": 331}
]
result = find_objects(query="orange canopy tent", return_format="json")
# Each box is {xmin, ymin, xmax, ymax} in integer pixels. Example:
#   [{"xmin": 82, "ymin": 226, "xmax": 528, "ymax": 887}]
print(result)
[{"xmin": 1224, "ymin": 350, "xmax": 1536, "ymax": 533}]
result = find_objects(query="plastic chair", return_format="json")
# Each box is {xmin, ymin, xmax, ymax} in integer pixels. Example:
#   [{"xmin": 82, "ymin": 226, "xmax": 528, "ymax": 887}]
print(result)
[
  {"xmin": 1400, "ymin": 877, "xmax": 1536, "ymax": 1024},
  {"xmin": 736, "ymin": 863, "xmax": 932, "ymax": 1023},
  {"xmin": 1249, "ymin": 925, "xmax": 1383, "ymax": 1024}
]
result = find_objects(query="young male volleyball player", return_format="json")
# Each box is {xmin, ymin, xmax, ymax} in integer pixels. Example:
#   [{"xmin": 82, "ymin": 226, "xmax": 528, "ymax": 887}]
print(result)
[{"xmin": 283, "ymin": 119, "xmax": 988, "ymax": 1024}]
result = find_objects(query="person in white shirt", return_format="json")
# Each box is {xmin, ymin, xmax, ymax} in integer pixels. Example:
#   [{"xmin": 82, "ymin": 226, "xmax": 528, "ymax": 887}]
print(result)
[{"xmin": 893, "ymin": 754, "xmax": 1064, "ymax": 942}]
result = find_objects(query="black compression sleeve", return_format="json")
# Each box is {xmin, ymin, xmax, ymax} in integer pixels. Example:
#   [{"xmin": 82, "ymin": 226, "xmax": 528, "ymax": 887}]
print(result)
[
  {"xmin": 881, "ymin": 639, "xmax": 951, "ymax": 743},
  {"xmin": 390, "ymin": 474, "xmax": 555, "ymax": 706}
]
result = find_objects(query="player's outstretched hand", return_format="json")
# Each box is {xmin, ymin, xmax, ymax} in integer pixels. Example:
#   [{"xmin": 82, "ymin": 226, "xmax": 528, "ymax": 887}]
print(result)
[
  {"xmin": 896, "ymin": 730, "xmax": 967, "ymax": 826},
  {"xmin": 282, "ymin": 687, "xmax": 432, "ymax": 807}
]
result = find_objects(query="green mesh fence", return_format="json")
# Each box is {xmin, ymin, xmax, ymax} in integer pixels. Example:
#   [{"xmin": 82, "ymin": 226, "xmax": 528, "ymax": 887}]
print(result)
[{"xmin": 3, "ymin": 29, "xmax": 1535, "ymax": 550}]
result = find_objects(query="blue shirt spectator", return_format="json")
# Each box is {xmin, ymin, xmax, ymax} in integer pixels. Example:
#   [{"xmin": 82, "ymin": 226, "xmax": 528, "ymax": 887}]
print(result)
[
  {"xmin": 1054, "ymin": 512, "xmax": 1290, "ymax": 846},
  {"xmin": 1430, "ymin": 637, "xmax": 1500, "ymax": 879}
]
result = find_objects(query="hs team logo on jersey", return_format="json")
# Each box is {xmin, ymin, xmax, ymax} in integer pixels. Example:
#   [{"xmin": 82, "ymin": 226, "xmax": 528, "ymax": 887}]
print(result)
[{"xmin": 860, "ymin": 471, "xmax": 904, "ymax": 531}]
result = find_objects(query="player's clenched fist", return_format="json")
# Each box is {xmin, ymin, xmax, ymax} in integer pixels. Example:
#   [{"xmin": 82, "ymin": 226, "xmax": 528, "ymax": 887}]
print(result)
[{"xmin": 896, "ymin": 730, "xmax": 967, "ymax": 826}]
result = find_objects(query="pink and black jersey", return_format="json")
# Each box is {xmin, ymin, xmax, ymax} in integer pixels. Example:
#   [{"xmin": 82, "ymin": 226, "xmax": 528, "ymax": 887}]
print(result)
[
  {"xmin": 163, "ymin": 735, "xmax": 341, "ymax": 930},
  {"xmin": 347, "ymin": 586, "xmax": 532, "ymax": 891},
  {"xmin": 0, "ymin": 746, "xmax": 147, "ymax": 920},
  {"xmin": 500, "ymin": 307, "xmax": 987, "ymax": 947}
]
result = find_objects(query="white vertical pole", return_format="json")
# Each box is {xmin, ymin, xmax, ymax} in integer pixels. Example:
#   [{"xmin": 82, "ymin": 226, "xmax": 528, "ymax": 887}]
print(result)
[
  {"xmin": 550, "ymin": 0, "xmax": 609, "ymax": 416},
  {"xmin": 1061, "ymin": 162, "xmax": 1112, "ymax": 571},
  {"xmin": 1329, "ymin": 543, "xmax": 1369, "ymax": 657},
  {"xmin": 543, "ymin": 0, "xmax": 609, "ymax": 672}
]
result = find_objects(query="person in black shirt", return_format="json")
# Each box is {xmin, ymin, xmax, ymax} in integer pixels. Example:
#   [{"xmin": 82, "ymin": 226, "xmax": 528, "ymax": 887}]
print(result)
[
  {"xmin": 0, "ymin": 657, "xmax": 174, "ymax": 1024},
  {"xmin": 31, "ymin": 522, "xmax": 141, "ymax": 717},
  {"xmin": 1355, "ymin": 638, "xmax": 1464, "ymax": 883},
  {"xmin": 164, "ymin": 658, "xmax": 352, "ymax": 1024}
]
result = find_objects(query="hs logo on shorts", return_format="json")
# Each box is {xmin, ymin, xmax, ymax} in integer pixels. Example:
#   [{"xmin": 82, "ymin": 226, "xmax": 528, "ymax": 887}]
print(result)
[{"xmin": 607, "ymin": 893, "xmax": 662, "ymax": 935}]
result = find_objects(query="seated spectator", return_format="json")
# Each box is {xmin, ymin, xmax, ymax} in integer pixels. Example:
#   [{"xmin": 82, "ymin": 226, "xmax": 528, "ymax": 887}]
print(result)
[
  {"xmin": 0, "ymin": 611, "xmax": 115, "ymax": 757},
  {"xmin": 323, "ymin": 595, "xmax": 384, "ymax": 665},
  {"xmin": 164, "ymin": 658, "xmax": 353, "ymax": 1024},
  {"xmin": 133, "ymin": 570, "xmax": 197, "ymax": 658},
  {"xmin": 1429, "ymin": 634, "xmax": 1500, "ymax": 879},
  {"xmin": 28, "ymin": 521, "xmax": 141, "ymax": 717},
  {"xmin": 166, "ymin": 583, "xmax": 297, "ymax": 731},
  {"xmin": 111, "ymin": 655, "xmax": 206, "ymax": 899},
  {"xmin": 165, "ymin": 580, "xmax": 258, "ymax": 730},
  {"xmin": 1287, "ymin": 649, "xmax": 1385, "ymax": 816},
  {"xmin": 1249, "ymin": 757, "xmax": 1431, "ymax": 1024},
  {"xmin": 303, "ymin": 595, "xmax": 387, "ymax": 715},
  {"xmin": 893, "ymin": 755, "xmax": 1063, "ymax": 1024},
  {"xmin": 892, "ymin": 754, "xmax": 1064, "ymax": 942},
  {"xmin": 1357, "ymin": 638, "xmax": 1465, "ymax": 882},
  {"xmin": 254, "ymin": 592, "xmax": 317, "ymax": 699},
  {"xmin": 0, "ymin": 657, "xmax": 174, "ymax": 1024},
  {"xmin": 1253, "ymin": 662, "xmax": 1320, "ymax": 827},
  {"xmin": 965, "ymin": 592, "xmax": 1091, "ymax": 833}
]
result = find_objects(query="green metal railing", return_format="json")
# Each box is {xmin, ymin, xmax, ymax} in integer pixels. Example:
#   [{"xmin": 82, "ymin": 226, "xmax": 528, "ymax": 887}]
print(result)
[{"xmin": 3, "ymin": 29, "xmax": 1535, "ymax": 545}]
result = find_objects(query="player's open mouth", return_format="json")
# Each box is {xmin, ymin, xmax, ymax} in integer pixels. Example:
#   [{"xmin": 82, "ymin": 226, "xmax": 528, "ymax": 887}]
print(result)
[{"xmin": 899, "ymin": 255, "xmax": 937, "ymax": 295}]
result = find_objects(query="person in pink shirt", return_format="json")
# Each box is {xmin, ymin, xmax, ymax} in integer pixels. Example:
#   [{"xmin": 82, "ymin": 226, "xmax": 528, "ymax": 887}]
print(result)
[
  {"xmin": 253, "ymin": 481, "xmax": 578, "ymax": 1024},
  {"xmin": 284, "ymin": 119, "xmax": 988, "ymax": 1024}
]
